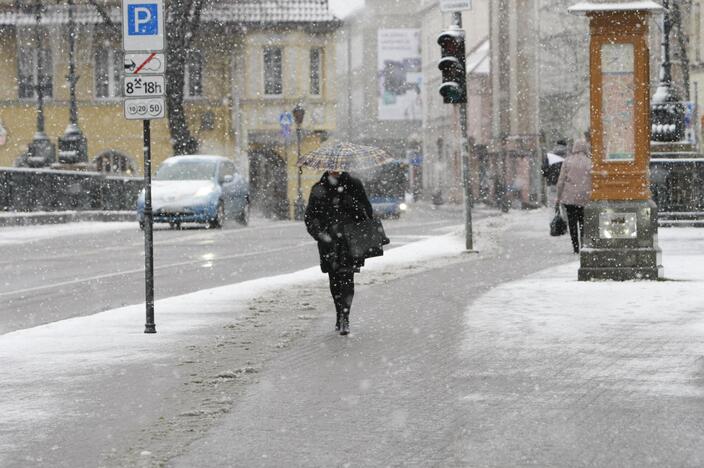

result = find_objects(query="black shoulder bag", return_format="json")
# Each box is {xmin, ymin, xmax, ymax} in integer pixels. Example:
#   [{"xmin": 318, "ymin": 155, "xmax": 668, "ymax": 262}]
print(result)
[{"xmin": 343, "ymin": 209, "xmax": 390, "ymax": 261}]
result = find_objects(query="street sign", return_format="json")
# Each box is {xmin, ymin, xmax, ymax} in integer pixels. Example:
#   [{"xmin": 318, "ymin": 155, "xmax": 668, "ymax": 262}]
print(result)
[
  {"xmin": 122, "ymin": 0, "xmax": 165, "ymax": 52},
  {"xmin": 121, "ymin": 0, "xmax": 166, "ymax": 334},
  {"xmin": 124, "ymin": 97, "xmax": 166, "ymax": 120},
  {"xmin": 124, "ymin": 52, "xmax": 165, "ymax": 75},
  {"xmin": 279, "ymin": 112, "xmax": 294, "ymax": 127},
  {"xmin": 124, "ymin": 75, "xmax": 165, "ymax": 97},
  {"xmin": 440, "ymin": 0, "xmax": 472, "ymax": 12}
]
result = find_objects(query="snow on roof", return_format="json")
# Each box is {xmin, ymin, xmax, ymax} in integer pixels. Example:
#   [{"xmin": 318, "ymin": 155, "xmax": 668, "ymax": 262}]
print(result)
[
  {"xmin": 466, "ymin": 39, "xmax": 490, "ymax": 76},
  {"xmin": 568, "ymin": 1, "xmax": 664, "ymax": 15},
  {"xmin": 0, "ymin": 1, "xmax": 340, "ymax": 27}
]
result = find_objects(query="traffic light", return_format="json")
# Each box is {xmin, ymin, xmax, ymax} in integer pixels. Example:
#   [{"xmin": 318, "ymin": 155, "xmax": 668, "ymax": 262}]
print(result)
[{"xmin": 437, "ymin": 28, "xmax": 467, "ymax": 104}]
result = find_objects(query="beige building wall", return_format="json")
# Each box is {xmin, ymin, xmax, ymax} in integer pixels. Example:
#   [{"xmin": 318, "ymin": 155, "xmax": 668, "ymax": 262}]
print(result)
[{"xmin": 0, "ymin": 5, "xmax": 340, "ymax": 218}]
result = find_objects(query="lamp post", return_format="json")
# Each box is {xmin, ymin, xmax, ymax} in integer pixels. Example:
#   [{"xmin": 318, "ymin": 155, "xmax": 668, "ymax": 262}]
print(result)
[
  {"xmin": 57, "ymin": 0, "xmax": 88, "ymax": 166},
  {"xmin": 651, "ymin": 0, "xmax": 686, "ymax": 142},
  {"xmin": 25, "ymin": 0, "xmax": 55, "ymax": 168},
  {"xmin": 293, "ymin": 103, "xmax": 306, "ymax": 221}
]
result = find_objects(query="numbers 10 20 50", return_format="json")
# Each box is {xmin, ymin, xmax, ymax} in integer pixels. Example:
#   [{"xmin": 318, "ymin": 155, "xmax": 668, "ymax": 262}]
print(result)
[
  {"xmin": 124, "ymin": 97, "xmax": 165, "ymax": 120},
  {"xmin": 128, "ymin": 102, "xmax": 163, "ymax": 116}
]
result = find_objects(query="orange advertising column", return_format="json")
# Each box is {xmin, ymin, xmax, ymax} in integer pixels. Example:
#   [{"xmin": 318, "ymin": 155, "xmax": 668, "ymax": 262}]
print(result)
[{"xmin": 569, "ymin": 2, "xmax": 663, "ymax": 281}]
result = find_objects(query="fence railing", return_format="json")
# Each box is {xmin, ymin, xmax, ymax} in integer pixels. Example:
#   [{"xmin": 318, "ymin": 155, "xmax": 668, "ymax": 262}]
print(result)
[{"xmin": 0, "ymin": 167, "xmax": 142, "ymax": 212}]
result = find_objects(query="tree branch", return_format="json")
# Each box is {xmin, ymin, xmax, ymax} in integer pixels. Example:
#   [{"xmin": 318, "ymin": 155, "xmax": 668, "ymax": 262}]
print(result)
[{"xmin": 86, "ymin": 0, "xmax": 119, "ymax": 35}]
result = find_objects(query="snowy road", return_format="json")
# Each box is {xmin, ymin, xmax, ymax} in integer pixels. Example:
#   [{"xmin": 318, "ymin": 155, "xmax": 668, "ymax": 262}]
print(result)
[{"xmin": 0, "ymin": 204, "xmax": 478, "ymax": 334}]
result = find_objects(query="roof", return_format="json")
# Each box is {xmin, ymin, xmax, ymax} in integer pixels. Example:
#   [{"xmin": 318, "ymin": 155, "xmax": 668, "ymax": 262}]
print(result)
[
  {"xmin": 568, "ymin": 1, "xmax": 664, "ymax": 15},
  {"xmin": 0, "ymin": 1, "xmax": 340, "ymax": 27}
]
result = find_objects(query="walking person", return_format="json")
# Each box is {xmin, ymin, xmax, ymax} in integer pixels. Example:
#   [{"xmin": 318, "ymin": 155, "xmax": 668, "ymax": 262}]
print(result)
[
  {"xmin": 542, "ymin": 138, "xmax": 568, "ymax": 207},
  {"xmin": 305, "ymin": 170, "xmax": 373, "ymax": 335},
  {"xmin": 556, "ymin": 139, "xmax": 592, "ymax": 253}
]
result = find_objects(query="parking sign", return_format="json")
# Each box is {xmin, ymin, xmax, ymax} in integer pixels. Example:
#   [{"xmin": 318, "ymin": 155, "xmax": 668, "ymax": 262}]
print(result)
[{"xmin": 123, "ymin": 0, "xmax": 164, "ymax": 51}]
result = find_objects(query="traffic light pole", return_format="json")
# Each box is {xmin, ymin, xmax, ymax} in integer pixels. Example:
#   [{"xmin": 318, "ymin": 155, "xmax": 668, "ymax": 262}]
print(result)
[{"xmin": 453, "ymin": 12, "xmax": 474, "ymax": 251}]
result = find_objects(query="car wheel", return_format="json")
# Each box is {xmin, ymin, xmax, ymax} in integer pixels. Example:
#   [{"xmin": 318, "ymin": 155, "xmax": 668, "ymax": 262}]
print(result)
[
  {"xmin": 138, "ymin": 221, "xmax": 145, "ymax": 231},
  {"xmin": 237, "ymin": 198, "xmax": 250, "ymax": 226},
  {"xmin": 209, "ymin": 201, "xmax": 225, "ymax": 229}
]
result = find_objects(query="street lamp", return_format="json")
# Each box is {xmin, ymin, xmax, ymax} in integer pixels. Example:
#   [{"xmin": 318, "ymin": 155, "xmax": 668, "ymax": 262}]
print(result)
[
  {"xmin": 651, "ymin": 0, "xmax": 685, "ymax": 142},
  {"xmin": 25, "ymin": 0, "xmax": 55, "ymax": 167},
  {"xmin": 292, "ymin": 103, "xmax": 306, "ymax": 220},
  {"xmin": 57, "ymin": 0, "xmax": 88, "ymax": 166}
]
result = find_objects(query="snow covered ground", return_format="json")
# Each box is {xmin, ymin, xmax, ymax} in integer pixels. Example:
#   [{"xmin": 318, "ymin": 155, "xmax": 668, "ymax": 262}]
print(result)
[
  {"xmin": 464, "ymin": 227, "xmax": 704, "ymax": 398},
  {"xmin": 0, "ymin": 217, "xmax": 480, "ymax": 464},
  {"xmin": 2, "ymin": 208, "xmax": 702, "ymax": 465},
  {"xmin": 0, "ymin": 222, "xmax": 135, "ymax": 246}
]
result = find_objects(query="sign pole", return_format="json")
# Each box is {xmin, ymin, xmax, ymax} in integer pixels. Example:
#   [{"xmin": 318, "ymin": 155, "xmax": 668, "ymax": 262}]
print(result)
[
  {"xmin": 454, "ymin": 11, "xmax": 474, "ymax": 251},
  {"xmin": 143, "ymin": 119, "xmax": 156, "ymax": 333},
  {"xmin": 122, "ymin": 0, "xmax": 165, "ymax": 332}
]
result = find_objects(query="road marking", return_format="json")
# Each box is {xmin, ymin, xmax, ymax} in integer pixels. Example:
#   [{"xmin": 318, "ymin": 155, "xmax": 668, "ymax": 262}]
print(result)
[
  {"xmin": 0, "ymin": 242, "xmax": 312, "ymax": 299},
  {"xmin": 1, "ymin": 216, "xmax": 472, "ymax": 297}
]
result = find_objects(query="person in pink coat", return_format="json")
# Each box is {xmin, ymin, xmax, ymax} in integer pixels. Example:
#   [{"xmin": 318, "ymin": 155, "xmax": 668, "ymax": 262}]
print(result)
[{"xmin": 556, "ymin": 139, "xmax": 592, "ymax": 253}]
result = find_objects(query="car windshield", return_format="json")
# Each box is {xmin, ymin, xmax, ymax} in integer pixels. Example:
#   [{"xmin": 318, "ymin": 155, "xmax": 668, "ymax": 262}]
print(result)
[{"xmin": 155, "ymin": 160, "xmax": 216, "ymax": 181}]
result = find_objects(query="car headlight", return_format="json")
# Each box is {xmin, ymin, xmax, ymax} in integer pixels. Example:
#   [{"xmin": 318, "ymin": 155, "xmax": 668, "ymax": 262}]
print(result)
[
  {"xmin": 195, "ymin": 186, "xmax": 215, "ymax": 198},
  {"xmin": 399, "ymin": 203, "xmax": 408, "ymax": 211}
]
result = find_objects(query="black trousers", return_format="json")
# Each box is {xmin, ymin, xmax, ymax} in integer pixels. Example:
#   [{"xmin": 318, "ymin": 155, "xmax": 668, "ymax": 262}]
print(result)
[
  {"xmin": 564, "ymin": 204, "xmax": 585, "ymax": 253},
  {"xmin": 328, "ymin": 270, "xmax": 355, "ymax": 316}
]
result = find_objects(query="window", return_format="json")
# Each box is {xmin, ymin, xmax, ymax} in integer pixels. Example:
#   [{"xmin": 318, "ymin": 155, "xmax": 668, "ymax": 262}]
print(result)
[
  {"xmin": 185, "ymin": 49, "xmax": 204, "ymax": 98},
  {"xmin": 263, "ymin": 47, "xmax": 283, "ymax": 96},
  {"xmin": 310, "ymin": 48, "xmax": 323, "ymax": 96},
  {"xmin": 18, "ymin": 47, "xmax": 52, "ymax": 100},
  {"xmin": 95, "ymin": 48, "xmax": 122, "ymax": 99}
]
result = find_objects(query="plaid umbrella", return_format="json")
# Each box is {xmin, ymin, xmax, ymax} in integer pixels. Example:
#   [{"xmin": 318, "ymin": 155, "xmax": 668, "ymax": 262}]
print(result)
[{"xmin": 297, "ymin": 141, "xmax": 395, "ymax": 172}]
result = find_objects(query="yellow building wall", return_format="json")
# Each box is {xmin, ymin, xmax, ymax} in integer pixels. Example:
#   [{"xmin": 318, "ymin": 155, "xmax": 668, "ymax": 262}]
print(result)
[
  {"xmin": 0, "ymin": 18, "xmax": 338, "ymax": 219},
  {"xmin": 0, "ymin": 28, "xmax": 236, "ymax": 171}
]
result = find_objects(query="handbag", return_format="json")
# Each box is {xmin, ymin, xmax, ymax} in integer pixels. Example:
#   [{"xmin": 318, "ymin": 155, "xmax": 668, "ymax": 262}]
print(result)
[
  {"xmin": 550, "ymin": 205, "xmax": 567, "ymax": 237},
  {"xmin": 343, "ymin": 216, "xmax": 390, "ymax": 260}
]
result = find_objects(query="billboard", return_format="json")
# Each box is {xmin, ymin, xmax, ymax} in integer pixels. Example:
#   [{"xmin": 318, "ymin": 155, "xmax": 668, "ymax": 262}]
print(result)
[{"xmin": 377, "ymin": 29, "xmax": 422, "ymax": 121}]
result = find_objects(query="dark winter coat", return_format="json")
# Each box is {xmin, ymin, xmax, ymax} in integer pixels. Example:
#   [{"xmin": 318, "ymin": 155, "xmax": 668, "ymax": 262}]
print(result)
[
  {"xmin": 542, "ymin": 142, "xmax": 568, "ymax": 186},
  {"xmin": 305, "ymin": 172, "xmax": 374, "ymax": 274}
]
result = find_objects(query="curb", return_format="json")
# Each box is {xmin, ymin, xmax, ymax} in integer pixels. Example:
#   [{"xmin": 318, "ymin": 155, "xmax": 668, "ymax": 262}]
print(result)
[{"xmin": 0, "ymin": 211, "xmax": 137, "ymax": 227}]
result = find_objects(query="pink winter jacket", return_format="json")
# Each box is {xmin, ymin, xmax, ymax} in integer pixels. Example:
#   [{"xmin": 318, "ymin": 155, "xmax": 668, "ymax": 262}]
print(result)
[{"xmin": 556, "ymin": 144, "xmax": 592, "ymax": 207}]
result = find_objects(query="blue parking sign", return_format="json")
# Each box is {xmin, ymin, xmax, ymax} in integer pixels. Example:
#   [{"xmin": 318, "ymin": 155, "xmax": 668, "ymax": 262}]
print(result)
[
  {"xmin": 122, "ymin": 0, "xmax": 164, "ymax": 52},
  {"xmin": 128, "ymin": 4, "xmax": 158, "ymax": 35}
]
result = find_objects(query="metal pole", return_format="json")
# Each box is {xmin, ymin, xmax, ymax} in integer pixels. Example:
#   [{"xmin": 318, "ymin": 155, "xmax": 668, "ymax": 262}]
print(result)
[
  {"xmin": 294, "ymin": 125, "xmax": 305, "ymax": 220},
  {"xmin": 454, "ymin": 12, "xmax": 474, "ymax": 251},
  {"xmin": 34, "ymin": 0, "xmax": 45, "ymax": 135},
  {"xmin": 143, "ymin": 119, "xmax": 156, "ymax": 334},
  {"xmin": 67, "ymin": 0, "xmax": 78, "ymax": 126}
]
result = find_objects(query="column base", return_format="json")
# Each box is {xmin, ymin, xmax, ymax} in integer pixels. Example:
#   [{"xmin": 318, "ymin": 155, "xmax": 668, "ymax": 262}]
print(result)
[{"xmin": 578, "ymin": 200, "xmax": 663, "ymax": 281}]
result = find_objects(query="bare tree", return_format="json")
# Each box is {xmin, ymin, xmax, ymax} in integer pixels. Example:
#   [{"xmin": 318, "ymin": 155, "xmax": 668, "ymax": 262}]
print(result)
[
  {"xmin": 88, "ymin": 0, "xmax": 205, "ymax": 155},
  {"xmin": 164, "ymin": 0, "xmax": 204, "ymax": 154}
]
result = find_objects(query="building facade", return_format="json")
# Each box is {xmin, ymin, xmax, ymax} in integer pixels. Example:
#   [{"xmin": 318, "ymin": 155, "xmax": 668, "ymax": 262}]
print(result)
[
  {"xmin": 0, "ymin": 0, "xmax": 340, "ymax": 218},
  {"xmin": 419, "ymin": 0, "xmax": 491, "ymax": 203},
  {"xmin": 336, "ymin": 0, "xmax": 491, "ymax": 202}
]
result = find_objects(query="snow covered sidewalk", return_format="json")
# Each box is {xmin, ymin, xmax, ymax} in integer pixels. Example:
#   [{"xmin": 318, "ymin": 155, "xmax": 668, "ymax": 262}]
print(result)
[
  {"xmin": 0, "ymin": 221, "xmax": 134, "ymax": 245},
  {"xmin": 455, "ymin": 228, "xmax": 704, "ymax": 466},
  {"xmin": 0, "ymin": 214, "xmax": 482, "ymax": 467}
]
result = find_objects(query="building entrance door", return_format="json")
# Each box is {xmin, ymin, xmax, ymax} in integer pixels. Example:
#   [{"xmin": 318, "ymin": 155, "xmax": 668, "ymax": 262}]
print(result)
[{"xmin": 249, "ymin": 147, "xmax": 289, "ymax": 219}]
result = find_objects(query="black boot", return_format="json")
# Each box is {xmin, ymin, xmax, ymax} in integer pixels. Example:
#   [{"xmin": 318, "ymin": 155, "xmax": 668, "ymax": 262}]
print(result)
[
  {"xmin": 335, "ymin": 310, "xmax": 341, "ymax": 332},
  {"xmin": 339, "ymin": 313, "xmax": 349, "ymax": 336}
]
